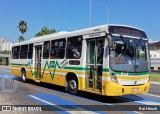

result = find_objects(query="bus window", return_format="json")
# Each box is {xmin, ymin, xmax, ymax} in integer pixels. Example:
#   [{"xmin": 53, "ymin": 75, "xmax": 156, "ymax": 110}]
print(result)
[
  {"xmin": 13, "ymin": 46, "xmax": 20, "ymax": 59},
  {"xmin": 66, "ymin": 36, "xmax": 82, "ymax": 59},
  {"xmin": 20, "ymin": 45, "xmax": 28, "ymax": 59},
  {"xmin": 28, "ymin": 44, "xmax": 33, "ymax": 59},
  {"xmin": 43, "ymin": 41, "xmax": 50, "ymax": 59},
  {"xmin": 50, "ymin": 39, "xmax": 66, "ymax": 59}
]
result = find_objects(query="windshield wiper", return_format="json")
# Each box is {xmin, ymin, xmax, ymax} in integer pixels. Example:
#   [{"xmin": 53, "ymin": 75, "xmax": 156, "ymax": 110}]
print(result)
[
  {"xmin": 120, "ymin": 35, "xmax": 134, "ymax": 57},
  {"xmin": 120, "ymin": 35, "xmax": 138, "ymax": 72},
  {"xmin": 136, "ymin": 37, "xmax": 142, "ymax": 59}
]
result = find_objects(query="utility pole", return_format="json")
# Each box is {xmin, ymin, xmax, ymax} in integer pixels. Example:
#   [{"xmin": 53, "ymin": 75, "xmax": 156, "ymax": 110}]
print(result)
[
  {"xmin": 106, "ymin": 8, "xmax": 109, "ymax": 24},
  {"xmin": 89, "ymin": 0, "xmax": 92, "ymax": 27}
]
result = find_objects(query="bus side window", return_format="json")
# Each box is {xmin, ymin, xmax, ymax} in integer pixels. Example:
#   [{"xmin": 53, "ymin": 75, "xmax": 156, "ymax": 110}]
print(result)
[
  {"xmin": 66, "ymin": 36, "xmax": 82, "ymax": 59},
  {"xmin": 13, "ymin": 46, "xmax": 20, "ymax": 59},
  {"xmin": 58, "ymin": 40, "xmax": 65, "ymax": 58},
  {"xmin": 20, "ymin": 45, "xmax": 28, "ymax": 59},
  {"xmin": 43, "ymin": 41, "xmax": 50, "ymax": 59},
  {"xmin": 50, "ymin": 39, "xmax": 66, "ymax": 59},
  {"xmin": 28, "ymin": 44, "xmax": 33, "ymax": 59}
]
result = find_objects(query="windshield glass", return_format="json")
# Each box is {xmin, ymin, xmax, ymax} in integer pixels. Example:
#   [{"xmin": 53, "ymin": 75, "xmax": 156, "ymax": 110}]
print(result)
[{"xmin": 109, "ymin": 36, "xmax": 150, "ymax": 72}]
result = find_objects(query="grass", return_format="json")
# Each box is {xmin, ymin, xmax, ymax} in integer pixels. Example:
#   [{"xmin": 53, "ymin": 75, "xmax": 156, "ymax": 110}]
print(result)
[{"xmin": 150, "ymin": 72, "xmax": 160, "ymax": 82}]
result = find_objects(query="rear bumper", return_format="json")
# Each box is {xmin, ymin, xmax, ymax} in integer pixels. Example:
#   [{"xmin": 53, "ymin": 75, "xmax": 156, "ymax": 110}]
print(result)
[{"xmin": 105, "ymin": 81, "xmax": 150, "ymax": 96}]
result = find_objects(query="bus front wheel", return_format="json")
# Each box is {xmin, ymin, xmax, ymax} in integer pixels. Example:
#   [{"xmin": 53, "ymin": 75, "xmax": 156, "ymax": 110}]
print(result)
[
  {"xmin": 68, "ymin": 78, "xmax": 78, "ymax": 95},
  {"xmin": 21, "ymin": 70, "xmax": 27, "ymax": 82}
]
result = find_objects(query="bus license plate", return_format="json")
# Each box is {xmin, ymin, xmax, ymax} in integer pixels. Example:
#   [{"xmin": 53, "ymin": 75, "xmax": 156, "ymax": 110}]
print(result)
[{"xmin": 132, "ymin": 88, "xmax": 138, "ymax": 92}]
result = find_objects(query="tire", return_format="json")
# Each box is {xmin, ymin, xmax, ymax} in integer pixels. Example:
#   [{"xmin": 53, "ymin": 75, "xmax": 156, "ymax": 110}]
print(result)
[
  {"xmin": 68, "ymin": 78, "xmax": 78, "ymax": 95},
  {"xmin": 21, "ymin": 70, "xmax": 27, "ymax": 82}
]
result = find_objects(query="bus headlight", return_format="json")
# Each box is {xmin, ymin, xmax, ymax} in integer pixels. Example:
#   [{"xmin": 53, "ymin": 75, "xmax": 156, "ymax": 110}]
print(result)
[{"xmin": 110, "ymin": 73, "xmax": 118, "ymax": 83}]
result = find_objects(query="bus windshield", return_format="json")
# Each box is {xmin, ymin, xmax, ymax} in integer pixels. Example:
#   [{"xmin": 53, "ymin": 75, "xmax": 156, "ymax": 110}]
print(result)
[{"xmin": 109, "ymin": 36, "xmax": 150, "ymax": 72}]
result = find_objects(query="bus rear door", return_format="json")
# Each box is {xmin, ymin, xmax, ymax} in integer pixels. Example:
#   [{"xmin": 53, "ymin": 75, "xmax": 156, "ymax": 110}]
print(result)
[{"xmin": 34, "ymin": 45, "xmax": 42, "ymax": 82}]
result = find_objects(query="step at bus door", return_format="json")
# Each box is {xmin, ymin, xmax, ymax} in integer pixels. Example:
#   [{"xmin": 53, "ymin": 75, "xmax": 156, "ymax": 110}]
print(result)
[
  {"xmin": 35, "ymin": 45, "xmax": 42, "ymax": 80},
  {"xmin": 86, "ymin": 38, "xmax": 105, "ymax": 91}
]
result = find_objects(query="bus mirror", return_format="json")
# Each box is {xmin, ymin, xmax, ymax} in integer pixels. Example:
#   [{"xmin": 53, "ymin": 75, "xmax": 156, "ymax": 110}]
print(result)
[{"xmin": 106, "ymin": 34, "xmax": 113, "ymax": 48}]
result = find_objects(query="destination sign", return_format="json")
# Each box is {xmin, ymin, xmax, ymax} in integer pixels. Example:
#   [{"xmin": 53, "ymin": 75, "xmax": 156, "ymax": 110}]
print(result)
[{"xmin": 108, "ymin": 26, "xmax": 147, "ymax": 38}]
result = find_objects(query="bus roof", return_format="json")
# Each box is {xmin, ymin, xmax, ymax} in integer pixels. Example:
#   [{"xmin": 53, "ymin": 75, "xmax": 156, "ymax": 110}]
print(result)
[{"xmin": 12, "ymin": 24, "xmax": 146, "ymax": 46}]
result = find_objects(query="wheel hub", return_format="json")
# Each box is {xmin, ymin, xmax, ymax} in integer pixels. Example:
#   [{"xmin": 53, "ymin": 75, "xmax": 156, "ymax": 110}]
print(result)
[{"xmin": 70, "ymin": 80, "xmax": 77, "ymax": 90}]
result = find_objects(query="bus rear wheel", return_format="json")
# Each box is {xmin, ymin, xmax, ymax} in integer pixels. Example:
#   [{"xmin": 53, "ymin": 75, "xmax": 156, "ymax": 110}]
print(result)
[
  {"xmin": 21, "ymin": 70, "xmax": 27, "ymax": 82},
  {"xmin": 68, "ymin": 78, "xmax": 78, "ymax": 95}
]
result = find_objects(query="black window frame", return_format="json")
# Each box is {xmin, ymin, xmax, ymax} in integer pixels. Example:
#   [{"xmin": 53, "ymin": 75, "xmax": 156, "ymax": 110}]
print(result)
[
  {"xmin": 13, "ymin": 46, "xmax": 20, "ymax": 59},
  {"xmin": 28, "ymin": 44, "xmax": 33, "ymax": 59},
  {"xmin": 20, "ymin": 45, "xmax": 28, "ymax": 59},
  {"xmin": 66, "ymin": 36, "xmax": 82, "ymax": 59},
  {"xmin": 11, "ymin": 47, "xmax": 14, "ymax": 59},
  {"xmin": 43, "ymin": 41, "xmax": 50, "ymax": 59},
  {"xmin": 50, "ymin": 38, "xmax": 66, "ymax": 59}
]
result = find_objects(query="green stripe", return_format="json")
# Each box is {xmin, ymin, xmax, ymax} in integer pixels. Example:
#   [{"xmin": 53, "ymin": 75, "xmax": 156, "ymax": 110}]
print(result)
[
  {"xmin": 103, "ymin": 68, "xmax": 110, "ymax": 72},
  {"xmin": 10, "ymin": 63, "xmax": 28, "ymax": 66},
  {"xmin": 114, "ymin": 71, "xmax": 149, "ymax": 76},
  {"xmin": 64, "ymin": 67, "xmax": 86, "ymax": 70},
  {"xmin": 128, "ymin": 72, "xmax": 149, "ymax": 75},
  {"xmin": 64, "ymin": 67, "xmax": 110, "ymax": 71},
  {"xmin": 114, "ymin": 72, "xmax": 121, "ymax": 75}
]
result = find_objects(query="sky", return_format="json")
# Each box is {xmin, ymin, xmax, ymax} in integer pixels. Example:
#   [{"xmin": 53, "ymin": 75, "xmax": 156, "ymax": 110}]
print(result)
[{"xmin": 0, "ymin": 0, "xmax": 160, "ymax": 42}]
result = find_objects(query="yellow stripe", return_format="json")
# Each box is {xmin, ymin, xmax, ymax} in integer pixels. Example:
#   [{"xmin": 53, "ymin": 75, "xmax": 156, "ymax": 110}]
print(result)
[
  {"xmin": 117, "ymin": 75, "xmax": 149, "ymax": 80},
  {"xmin": 102, "ymin": 73, "xmax": 110, "ymax": 77}
]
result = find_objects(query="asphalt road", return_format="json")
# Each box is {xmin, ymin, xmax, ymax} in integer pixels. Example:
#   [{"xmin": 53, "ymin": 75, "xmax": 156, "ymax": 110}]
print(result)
[{"xmin": 0, "ymin": 67, "xmax": 160, "ymax": 114}]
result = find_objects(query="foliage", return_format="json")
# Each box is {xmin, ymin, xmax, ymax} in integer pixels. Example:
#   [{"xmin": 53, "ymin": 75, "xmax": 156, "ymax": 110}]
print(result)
[
  {"xmin": 18, "ymin": 20, "xmax": 28, "ymax": 42},
  {"xmin": 0, "ymin": 56, "xmax": 5, "ymax": 65},
  {"xmin": 35, "ymin": 26, "xmax": 56, "ymax": 37},
  {"xmin": 18, "ymin": 20, "xmax": 28, "ymax": 35},
  {"xmin": 0, "ymin": 56, "xmax": 5, "ymax": 60},
  {"xmin": 18, "ymin": 36, "xmax": 25, "ymax": 42},
  {"xmin": 0, "ymin": 50, "xmax": 10, "ymax": 55},
  {"xmin": 150, "ymin": 72, "xmax": 160, "ymax": 82}
]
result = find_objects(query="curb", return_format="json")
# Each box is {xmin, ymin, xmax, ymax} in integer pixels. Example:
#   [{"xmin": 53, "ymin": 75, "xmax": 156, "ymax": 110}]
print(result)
[{"xmin": 151, "ymin": 81, "xmax": 160, "ymax": 85}]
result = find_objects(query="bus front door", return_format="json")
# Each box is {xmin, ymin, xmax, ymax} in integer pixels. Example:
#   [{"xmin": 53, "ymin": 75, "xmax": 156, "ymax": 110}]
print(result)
[
  {"xmin": 35, "ymin": 45, "xmax": 42, "ymax": 81},
  {"xmin": 86, "ymin": 38, "xmax": 104, "ymax": 91}
]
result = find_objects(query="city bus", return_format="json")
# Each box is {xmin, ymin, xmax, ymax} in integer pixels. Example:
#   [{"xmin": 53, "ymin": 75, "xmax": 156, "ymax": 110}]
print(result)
[{"xmin": 10, "ymin": 24, "xmax": 151, "ymax": 96}]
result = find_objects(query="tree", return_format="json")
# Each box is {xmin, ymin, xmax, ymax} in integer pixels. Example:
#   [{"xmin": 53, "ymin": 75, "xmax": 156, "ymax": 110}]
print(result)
[
  {"xmin": 18, "ymin": 36, "xmax": 25, "ymax": 42},
  {"xmin": 18, "ymin": 20, "xmax": 28, "ymax": 42},
  {"xmin": 35, "ymin": 26, "xmax": 56, "ymax": 37}
]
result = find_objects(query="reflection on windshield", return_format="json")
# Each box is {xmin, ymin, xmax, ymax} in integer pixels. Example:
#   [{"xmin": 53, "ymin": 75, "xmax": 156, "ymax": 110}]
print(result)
[{"xmin": 110, "ymin": 36, "xmax": 150, "ymax": 72}]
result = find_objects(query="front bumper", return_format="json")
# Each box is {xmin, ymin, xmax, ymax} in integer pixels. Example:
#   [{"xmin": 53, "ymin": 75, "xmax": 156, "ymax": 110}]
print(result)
[{"xmin": 104, "ymin": 81, "xmax": 150, "ymax": 96}]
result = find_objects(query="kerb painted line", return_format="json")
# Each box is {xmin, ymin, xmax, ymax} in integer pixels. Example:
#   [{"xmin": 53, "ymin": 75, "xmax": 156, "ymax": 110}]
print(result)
[
  {"xmin": 28, "ymin": 93, "xmax": 105, "ymax": 114},
  {"xmin": 29, "ymin": 95, "xmax": 98, "ymax": 114},
  {"xmin": 143, "ymin": 93, "xmax": 160, "ymax": 98}
]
